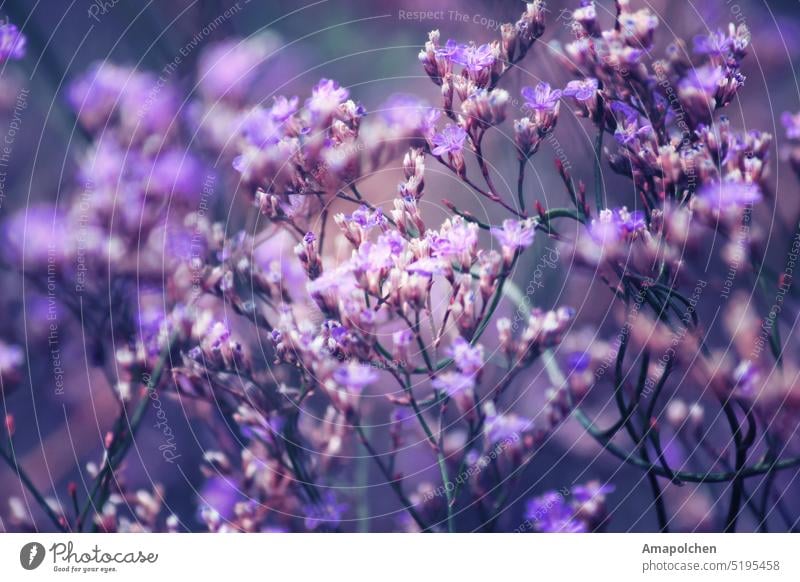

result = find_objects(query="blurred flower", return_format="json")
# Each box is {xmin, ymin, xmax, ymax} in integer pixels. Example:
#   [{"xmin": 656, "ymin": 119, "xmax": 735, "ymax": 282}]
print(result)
[
  {"xmin": 447, "ymin": 336, "xmax": 484, "ymax": 376},
  {"xmin": 0, "ymin": 340, "xmax": 24, "ymax": 392},
  {"xmin": 432, "ymin": 371, "xmax": 475, "ymax": 397},
  {"xmin": 563, "ymin": 78, "xmax": 598, "ymax": 102},
  {"xmin": 333, "ymin": 362, "xmax": 377, "ymax": 392},
  {"xmin": 0, "ymin": 20, "xmax": 25, "ymax": 62}
]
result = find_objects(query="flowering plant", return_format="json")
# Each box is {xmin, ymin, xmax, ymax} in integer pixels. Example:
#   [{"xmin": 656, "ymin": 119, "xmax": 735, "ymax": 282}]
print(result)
[{"xmin": 1, "ymin": 0, "xmax": 799, "ymax": 533}]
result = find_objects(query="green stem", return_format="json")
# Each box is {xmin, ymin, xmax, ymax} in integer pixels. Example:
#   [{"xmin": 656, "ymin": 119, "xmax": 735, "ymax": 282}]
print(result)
[
  {"xmin": 78, "ymin": 333, "xmax": 177, "ymax": 530},
  {"xmin": 0, "ymin": 444, "xmax": 66, "ymax": 531}
]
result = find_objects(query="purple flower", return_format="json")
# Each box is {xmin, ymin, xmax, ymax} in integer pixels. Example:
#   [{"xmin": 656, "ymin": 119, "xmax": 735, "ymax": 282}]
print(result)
[
  {"xmin": 694, "ymin": 30, "xmax": 731, "ymax": 57},
  {"xmin": 241, "ymin": 106, "xmax": 282, "ymax": 147},
  {"xmin": 588, "ymin": 207, "xmax": 646, "ymax": 244},
  {"xmin": 521, "ymin": 83, "xmax": 562, "ymax": 112},
  {"xmin": 304, "ymin": 491, "xmax": 347, "ymax": 531},
  {"xmin": 566, "ymin": 351, "xmax": 591, "ymax": 373},
  {"xmin": 346, "ymin": 205, "xmax": 385, "ymax": 230},
  {"xmin": 307, "ymin": 78, "xmax": 349, "ymax": 121},
  {"xmin": 698, "ymin": 180, "xmax": 761, "ymax": 211},
  {"xmin": 432, "ymin": 371, "xmax": 475, "ymax": 397},
  {"xmin": 333, "ymin": 361, "xmax": 378, "ymax": 392},
  {"xmin": 563, "ymin": 78, "xmax": 598, "ymax": 102},
  {"xmin": 0, "ymin": 21, "xmax": 25, "ymax": 62},
  {"xmin": 431, "ymin": 124, "xmax": 467, "ymax": 156},
  {"xmin": 447, "ymin": 337, "xmax": 484, "ymax": 375},
  {"xmin": 431, "ymin": 220, "xmax": 478, "ymax": 264},
  {"xmin": 733, "ymin": 360, "xmax": 760, "ymax": 395},
  {"xmin": 571, "ymin": 481, "xmax": 615, "ymax": 504},
  {"xmin": 610, "ymin": 102, "xmax": 653, "ymax": 145},
  {"xmin": 354, "ymin": 240, "xmax": 394, "ymax": 271},
  {"xmin": 393, "ymin": 329, "xmax": 413, "ymax": 348},
  {"xmin": 450, "ymin": 43, "xmax": 495, "ymax": 73},
  {"xmin": 199, "ymin": 476, "xmax": 241, "ymax": 521},
  {"xmin": 306, "ymin": 264, "xmax": 358, "ymax": 297},
  {"xmin": 270, "ymin": 96, "xmax": 300, "ymax": 122},
  {"xmin": 407, "ymin": 256, "xmax": 446, "ymax": 276},
  {"xmin": 2, "ymin": 204, "xmax": 69, "ymax": 269},
  {"xmin": 490, "ymin": 219, "xmax": 536, "ymax": 250},
  {"xmin": 433, "ymin": 39, "xmax": 461, "ymax": 61},
  {"xmin": 379, "ymin": 94, "xmax": 426, "ymax": 126},
  {"xmin": 524, "ymin": 492, "xmax": 585, "ymax": 533},
  {"xmin": 68, "ymin": 62, "xmax": 129, "ymax": 130},
  {"xmin": 483, "ymin": 404, "xmax": 530, "ymax": 445},
  {"xmin": 196, "ymin": 37, "xmax": 269, "ymax": 102},
  {"xmin": 782, "ymin": 111, "xmax": 800, "ymax": 141},
  {"xmin": 0, "ymin": 340, "xmax": 24, "ymax": 388},
  {"xmin": 353, "ymin": 231, "xmax": 404, "ymax": 273},
  {"xmin": 693, "ymin": 25, "xmax": 749, "ymax": 61},
  {"xmin": 146, "ymin": 150, "xmax": 205, "ymax": 203},
  {"xmin": 680, "ymin": 64, "xmax": 725, "ymax": 95},
  {"xmin": 610, "ymin": 100, "xmax": 639, "ymax": 124}
]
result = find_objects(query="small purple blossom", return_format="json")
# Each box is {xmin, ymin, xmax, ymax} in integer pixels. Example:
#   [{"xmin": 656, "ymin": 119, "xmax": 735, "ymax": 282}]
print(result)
[
  {"xmin": 432, "ymin": 371, "xmax": 475, "ymax": 397},
  {"xmin": 571, "ymin": 481, "xmax": 615, "ymax": 504},
  {"xmin": 332, "ymin": 361, "xmax": 378, "ymax": 392},
  {"xmin": 433, "ymin": 39, "xmax": 461, "ymax": 61},
  {"xmin": 431, "ymin": 124, "xmax": 468, "ymax": 156},
  {"xmin": 307, "ymin": 78, "xmax": 349, "ymax": 120},
  {"xmin": 406, "ymin": 256, "xmax": 446, "ymax": 276},
  {"xmin": 566, "ymin": 351, "xmax": 591, "ymax": 373},
  {"xmin": 447, "ymin": 336, "xmax": 484, "ymax": 375},
  {"xmin": 610, "ymin": 100, "xmax": 639, "ymax": 124},
  {"xmin": 0, "ymin": 340, "xmax": 24, "ymax": 387},
  {"xmin": 521, "ymin": 82, "xmax": 562, "ymax": 112},
  {"xmin": 680, "ymin": 64, "xmax": 726, "ymax": 95},
  {"xmin": 490, "ymin": 219, "xmax": 536, "ymax": 250},
  {"xmin": 241, "ymin": 107, "xmax": 282, "ymax": 147},
  {"xmin": 0, "ymin": 21, "xmax": 25, "ymax": 62},
  {"xmin": 354, "ymin": 237, "xmax": 399, "ymax": 271},
  {"xmin": 588, "ymin": 207, "xmax": 646, "ymax": 244},
  {"xmin": 450, "ymin": 43, "xmax": 495, "ymax": 73},
  {"xmin": 431, "ymin": 220, "xmax": 478, "ymax": 263},
  {"xmin": 524, "ymin": 492, "xmax": 585, "ymax": 533},
  {"xmin": 524, "ymin": 481, "xmax": 614, "ymax": 532},
  {"xmin": 196, "ymin": 37, "xmax": 269, "ymax": 102},
  {"xmin": 694, "ymin": 30, "xmax": 732, "ymax": 57},
  {"xmin": 346, "ymin": 205, "xmax": 385, "ymax": 230},
  {"xmin": 270, "ymin": 96, "xmax": 300, "ymax": 122},
  {"xmin": 483, "ymin": 404, "xmax": 531, "ymax": 445},
  {"xmin": 782, "ymin": 111, "xmax": 800, "ymax": 140},
  {"xmin": 698, "ymin": 180, "xmax": 762, "ymax": 211},
  {"xmin": 563, "ymin": 78, "xmax": 598, "ymax": 102}
]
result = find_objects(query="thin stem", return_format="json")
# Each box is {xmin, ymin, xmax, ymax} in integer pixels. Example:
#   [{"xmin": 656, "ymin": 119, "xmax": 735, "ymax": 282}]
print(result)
[
  {"xmin": 78, "ymin": 333, "xmax": 177, "ymax": 530},
  {"xmin": 517, "ymin": 158, "xmax": 527, "ymax": 212},
  {"xmin": 0, "ymin": 444, "xmax": 66, "ymax": 531},
  {"xmin": 437, "ymin": 396, "xmax": 455, "ymax": 533},
  {"xmin": 721, "ymin": 398, "xmax": 748, "ymax": 533},
  {"xmin": 593, "ymin": 95, "xmax": 605, "ymax": 212},
  {"xmin": 351, "ymin": 419, "xmax": 429, "ymax": 532}
]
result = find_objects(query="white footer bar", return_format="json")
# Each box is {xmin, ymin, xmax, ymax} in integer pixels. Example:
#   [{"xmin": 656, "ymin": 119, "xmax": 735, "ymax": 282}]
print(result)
[{"xmin": 0, "ymin": 533, "xmax": 796, "ymax": 581}]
